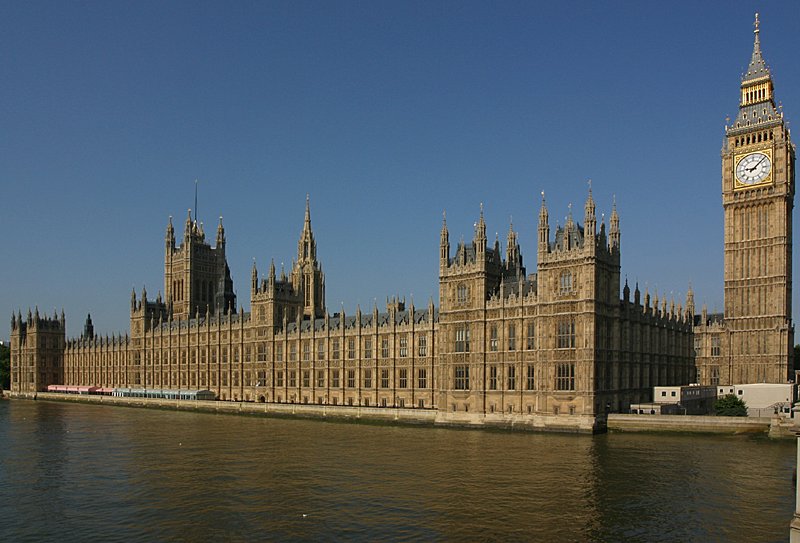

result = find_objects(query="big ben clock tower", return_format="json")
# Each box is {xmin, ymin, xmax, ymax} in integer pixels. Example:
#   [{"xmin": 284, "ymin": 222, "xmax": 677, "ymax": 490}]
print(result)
[{"xmin": 715, "ymin": 13, "xmax": 795, "ymax": 384}]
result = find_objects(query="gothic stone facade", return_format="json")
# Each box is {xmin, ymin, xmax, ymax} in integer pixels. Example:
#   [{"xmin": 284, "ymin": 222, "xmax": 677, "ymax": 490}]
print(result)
[
  {"xmin": 694, "ymin": 15, "xmax": 795, "ymax": 386},
  {"xmin": 10, "ymin": 191, "xmax": 694, "ymax": 432}
]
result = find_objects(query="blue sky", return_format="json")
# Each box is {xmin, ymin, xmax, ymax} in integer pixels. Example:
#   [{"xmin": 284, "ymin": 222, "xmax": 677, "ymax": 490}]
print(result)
[{"xmin": 2, "ymin": 1, "xmax": 799, "ymax": 338}]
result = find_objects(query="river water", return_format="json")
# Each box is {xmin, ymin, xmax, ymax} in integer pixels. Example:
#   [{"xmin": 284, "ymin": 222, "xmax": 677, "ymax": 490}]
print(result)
[{"xmin": 0, "ymin": 400, "xmax": 794, "ymax": 542}]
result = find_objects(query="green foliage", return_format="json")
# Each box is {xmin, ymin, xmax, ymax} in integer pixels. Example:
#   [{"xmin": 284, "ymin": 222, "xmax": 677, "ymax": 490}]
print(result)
[
  {"xmin": 714, "ymin": 394, "xmax": 748, "ymax": 417},
  {"xmin": 0, "ymin": 342, "xmax": 9, "ymax": 390}
]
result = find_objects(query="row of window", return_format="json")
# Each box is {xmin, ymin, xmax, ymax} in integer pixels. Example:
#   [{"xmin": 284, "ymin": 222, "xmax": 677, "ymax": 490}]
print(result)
[
  {"xmin": 274, "ymin": 368, "xmax": 428, "ymax": 390},
  {"xmin": 456, "ymin": 320, "xmax": 575, "ymax": 353},
  {"xmin": 453, "ymin": 363, "xmax": 575, "ymax": 391}
]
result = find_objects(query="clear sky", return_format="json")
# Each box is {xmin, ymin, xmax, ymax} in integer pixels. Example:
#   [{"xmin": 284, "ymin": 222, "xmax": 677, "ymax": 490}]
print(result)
[{"xmin": 2, "ymin": 1, "xmax": 799, "ymax": 339}]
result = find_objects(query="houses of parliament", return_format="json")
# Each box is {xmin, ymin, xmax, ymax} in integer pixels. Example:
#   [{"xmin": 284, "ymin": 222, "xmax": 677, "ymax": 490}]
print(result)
[{"xmin": 9, "ymin": 15, "xmax": 795, "ymax": 431}]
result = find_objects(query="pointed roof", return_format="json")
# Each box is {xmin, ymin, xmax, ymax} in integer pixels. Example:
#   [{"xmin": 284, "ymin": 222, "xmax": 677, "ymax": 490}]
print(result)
[{"xmin": 742, "ymin": 13, "xmax": 770, "ymax": 84}]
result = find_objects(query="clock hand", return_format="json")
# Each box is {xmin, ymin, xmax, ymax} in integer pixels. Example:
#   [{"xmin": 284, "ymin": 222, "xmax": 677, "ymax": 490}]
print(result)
[{"xmin": 747, "ymin": 156, "xmax": 767, "ymax": 172}]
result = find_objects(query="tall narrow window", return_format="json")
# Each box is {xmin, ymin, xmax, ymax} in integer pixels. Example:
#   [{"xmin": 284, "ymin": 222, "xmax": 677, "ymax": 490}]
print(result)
[
  {"xmin": 381, "ymin": 338, "xmax": 389, "ymax": 358},
  {"xmin": 507, "ymin": 366, "xmax": 516, "ymax": 390},
  {"xmin": 454, "ymin": 365, "xmax": 470, "ymax": 390},
  {"xmin": 399, "ymin": 336, "xmax": 408, "ymax": 358},
  {"xmin": 489, "ymin": 365, "xmax": 497, "ymax": 390},
  {"xmin": 455, "ymin": 326, "xmax": 471, "ymax": 353},
  {"xmin": 556, "ymin": 363, "xmax": 575, "ymax": 391},
  {"xmin": 418, "ymin": 335, "xmax": 427, "ymax": 357},
  {"xmin": 508, "ymin": 325, "xmax": 516, "ymax": 351},
  {"xmin": 526, "ymin": 365, "xmax": 535, "ymax": 390},
  {"xmin": 526, "ymin": 322, "xmax": 535, "ymax": 350},
  {"xmin": 490, "ymin": 325, "xmax": 498, "ymax": 351},
  {"xmin": 417, "ymin": 368, "xmax": 427, "ymax": 389},
  {"xmin": 399, "ymin": 369, "xmax": 408, "ymax": 388}
]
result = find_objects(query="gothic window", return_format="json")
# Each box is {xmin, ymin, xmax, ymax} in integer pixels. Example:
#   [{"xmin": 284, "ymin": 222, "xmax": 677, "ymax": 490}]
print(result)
[
  {"xmin": 526, "ymin": 322, "xmax": 535, "ymax": 350},
  {"xmin": 508, "ymin": 324, "xmax": 516, "ymax": 351},
  {"xmin": 276, "ymin": 370, "xmax": 284, "ymax": 387},
  {"xmin": 364, "ymin": 339, "xmax": 373, "ymax": 359},
  {"xmin": 490, "ymin": 325, "xmax": 498, "ymax": 351},
  {"xmin": 331, "ymin": 370, "xmax": 340, "ymax": 388},
  {"xmin": 347, "ymin": 369, "xmax": 356, "ymax": 388},
  {"xmin": 417, "ymin": 368, "xmax": 427, "ymax": 389},
  {"xmin": 454, "ymin": 365, "xmax": 470, "ymax": 390},
  {"xmin": 302, "ymin": 370, "xmax": 310, "ymax": 388},
  {"xmin": 317, "ymin": 339, "xmax": 325, "ymax": 360},
  {"xmin": 711, "ymin": 335, "xmax": 721, "ymax": 357},
  {"xmin": 317, "ymin": 369, "xmax": 325, "ymax": 388},
  {"xmin": 507, "ymin": 366, "xmax": 516, "ymax": 390},
  {"xmin": 557, "ymin": 319, "xmax": 576, "ymax": 349},
  {"xmin": 526, "ymin": 365, "xmax": 535, "ymax": 390},
  {"xmin": 399, "ymin": 336, "xmax": 408, "ymax": 358},
  {"xmin": 276, "ymin": 344, "xmax": 283, "ymax": 362},
  {"xmin": 364, "ymin": 369, "xmax": 372, "ymax": 388},
  {"xmin": 489, "ymin": 365, "xmax": 498, "ymax": 390},
  {"xmin": 289, "ymin": 343, "xmax": 297, "ymax": 362},
  {"xmin": 559, "ymin": 271, "xmax": 573, "ymax": 294},
  {"xmin": 418, "ymin": 335, "xmax": 427, "ymax": 357},
  {"xmin": 456, "ymin": 284, "xmax": 468, "ymax": 304},
  {"xmin": 380, "ymin": 369, "xmax": 389, "ymax": 388},
  {"xmin": 381, "ymin": 338, "xmax": 389, "ymax": 358},
  {"xmin": 347, "ymin": 338, "xmax": 356, "ymax": 359},
  {"xmin": 556, "ymin": 363, "xmax": 575, "ymax": 391},
  {"xmin": 333, "ymin": 339, "xmax": 340, "ymax": 360},
  {"xmin": 455, "ymin": 326, "xmax": 471, "ymax": 353},
  {"xmin": 399, "ymin": 369, "xmax": 408, "ymax": 389},
  {"xmin": 302, "ymin": 341, "xmax": 310, "ymax": 361},
  {"xmin": 710, "ymin": 366, "xmax": 720, "ymax": 387}
]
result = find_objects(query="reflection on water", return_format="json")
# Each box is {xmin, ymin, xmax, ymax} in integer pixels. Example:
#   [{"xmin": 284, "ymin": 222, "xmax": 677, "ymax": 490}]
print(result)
[{"xmin": 0, "ymin": 401, "xmax": 794, "ymax": 542}]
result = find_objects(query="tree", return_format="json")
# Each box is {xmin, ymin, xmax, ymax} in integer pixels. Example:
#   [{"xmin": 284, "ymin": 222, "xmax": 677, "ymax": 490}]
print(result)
[
  {"xmin": 0, "ymin": 342, "xmax": 9, "ymax": 390},
  {"xmin": 714, "ymin": 394, "xmax": 748, "ymax": 417}
]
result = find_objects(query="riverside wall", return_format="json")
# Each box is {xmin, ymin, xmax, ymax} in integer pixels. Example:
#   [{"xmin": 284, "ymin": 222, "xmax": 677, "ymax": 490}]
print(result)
[
  {"xmin": 5, "ymin": 392, "xmax": 797, "ymax": 437},
  {"xmin": 608, "ymin": 413, "xmax": 781, "ymax": 435},
  {"xmin": 6, "ymin": 391, "xmax": 598, "ymax": 433}
]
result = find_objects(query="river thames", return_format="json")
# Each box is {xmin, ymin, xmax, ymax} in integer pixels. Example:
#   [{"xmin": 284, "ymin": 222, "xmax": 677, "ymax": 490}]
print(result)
[{"xmin": 0, "ymin": 400, "xmax": 794, "ymax": 542}]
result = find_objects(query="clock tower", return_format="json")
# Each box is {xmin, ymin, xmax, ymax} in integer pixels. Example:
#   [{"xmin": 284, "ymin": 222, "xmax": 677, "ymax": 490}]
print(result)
[{"xmin": 714, "ymin": 13, "xmax": 795, "ymax": 384}]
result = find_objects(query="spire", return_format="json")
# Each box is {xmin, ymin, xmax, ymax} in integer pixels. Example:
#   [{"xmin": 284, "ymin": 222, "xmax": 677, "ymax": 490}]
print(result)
[
  {"xmin": 297, "ymin": 196, "xmax": 316, "ymax": 263},
  {"xmin": 440, "ymin": 210, "xmax": 450, "ymax": 266},
  {"xmin": 216, "ymin": 216, "xmax": 225, "ymax": 247},
  {"xmin": 584, "ymin": 180, "xmax": 596, "ymax": 241},
  {"xmin": 609, "ymin": 196, "xmax": 620, "ymax": 250},
  {"xmin": 304, "ymin": 193, "xmax": 311, "ymax": 229},
  {"xmin": 743, "ymin": 13, "xmax": 770, "ymax": 84},
  {"xmin": 251, "ymin": 259, "xmax": 258, "ymax": 293},
  {"xmin": 166, "ymin": 216, "xmax": 175, "ymax": 249},
  {"xmin": 184, "ymin": 209, "xmax": 192, "ymax": 240},
  {"xmin": 538, "ymin": 191, "xmax": 550, "ymax": 255}
]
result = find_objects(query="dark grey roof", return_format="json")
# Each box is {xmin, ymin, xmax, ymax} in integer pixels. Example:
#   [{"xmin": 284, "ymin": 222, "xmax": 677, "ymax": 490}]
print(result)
[
  {"xmin": 551, "ymin": 222, "xmax": 584, "ymax": 251},
  {"xmin": 731, "ymin": 101, "xmax": 779, "ymax": 132},
  {"xmin": 742, "ymin": 30, "xmax": 770, "ymax": 83}
]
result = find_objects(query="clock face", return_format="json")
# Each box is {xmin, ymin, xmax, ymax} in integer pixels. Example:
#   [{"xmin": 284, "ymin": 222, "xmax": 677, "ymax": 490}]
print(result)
[{"xmin": 735, "ymin": 152, "xmax": 772, "ymax": 185}]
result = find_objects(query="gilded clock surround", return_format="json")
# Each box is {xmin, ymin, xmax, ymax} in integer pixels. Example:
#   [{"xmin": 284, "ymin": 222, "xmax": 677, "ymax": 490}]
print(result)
[{"xmin": 733, "ymin": 148, "xmax": 773, "ymax": 189}]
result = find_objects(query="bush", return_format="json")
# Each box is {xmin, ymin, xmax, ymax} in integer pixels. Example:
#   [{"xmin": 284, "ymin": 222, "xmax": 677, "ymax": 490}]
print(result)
[{"xmin": 714, "ymin": 394, "xmax": 748, "ymax": 416}]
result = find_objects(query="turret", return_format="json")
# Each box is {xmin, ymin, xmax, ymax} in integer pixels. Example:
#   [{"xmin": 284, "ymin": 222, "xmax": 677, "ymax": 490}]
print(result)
[
  {"xmin": 216, "ymin": 216, "xmax": 225, "ymax": 249},
  {"xmin": 609, "ymin": 197, "xmax": 620, "ymax": 251},
  {"xmin": 538, "ymin": 192, "xmax": 550, "ymax": 256},
  {"xmin": 184, "ymin": 209, "xmax": 193, "ymax": 242},
  {"xmin": 440, "ymin": 211, "xmax": 450, "ymax": 268},
  {"xmin": 251, "ymin": 260, "xmax": 258, "ymax": 295},
  {"xmin": 165, "ymin": 216, "xmax": 175, "ymax": 251},
  {"xmin": 583, "ymin": 183, "xmax": 596, "ymax": 249},
  {"xmin": 474, "ymin": 203, "xmax": 486, "ymax": 260},
  {"xmin": 685, "ymin": 284, "xmax": 695, "ymax": 320}
]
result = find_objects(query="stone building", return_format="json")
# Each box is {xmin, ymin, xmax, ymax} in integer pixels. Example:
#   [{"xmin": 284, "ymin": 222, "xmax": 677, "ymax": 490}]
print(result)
[
  {"xmin": 10, "ymin": 185, "xmax": 694, "ymax": 432},
  {"xmin": 694, "ymin": 14, "xmax": 795, "ymax": 386}
]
